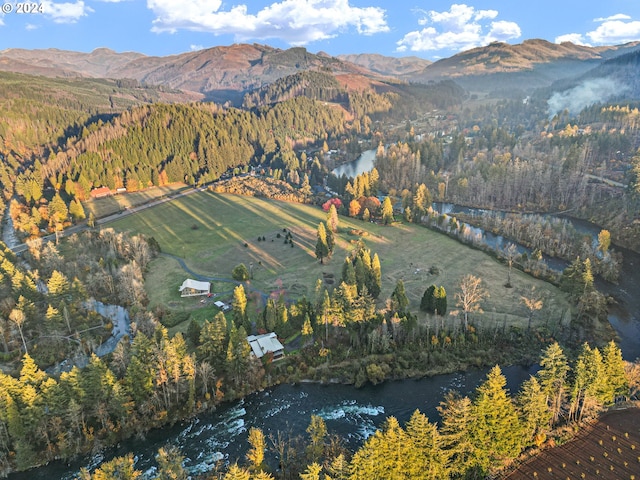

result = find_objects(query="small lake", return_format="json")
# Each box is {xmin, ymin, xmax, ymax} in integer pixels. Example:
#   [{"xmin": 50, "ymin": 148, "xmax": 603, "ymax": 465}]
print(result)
[{"xmin": 331, "ymin": 149, "xmax": 376, "ymax": 178}]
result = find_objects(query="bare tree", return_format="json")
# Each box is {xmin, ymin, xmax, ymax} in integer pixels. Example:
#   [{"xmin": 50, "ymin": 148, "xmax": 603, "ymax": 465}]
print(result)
[
  {"xmin": 9, "ymin": 308, "xmax": 27, "ymax": 353},
  {"xmin": 455, "ymin": 274, "xmax": 488, "ymax": 331},
  {"xmin": 521, "ymin": 287, "xmax": 543, "ymax": 332},
  {"xmin": 503, "ymin": 243, "xmax": 518, "ymax": 288}
]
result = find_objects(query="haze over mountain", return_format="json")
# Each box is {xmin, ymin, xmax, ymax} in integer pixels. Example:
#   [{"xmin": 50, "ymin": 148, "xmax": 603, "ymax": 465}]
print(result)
[{"xmin": 2, "ymin": 39, "xmax": 640, "ymax": 104}]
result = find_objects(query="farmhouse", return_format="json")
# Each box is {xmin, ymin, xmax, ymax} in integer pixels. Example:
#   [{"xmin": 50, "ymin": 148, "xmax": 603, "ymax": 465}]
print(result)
[
  {"xmin": 178, "ymin": 279, "xmax": 210, "ymax": 297},
  {"xmin": 247, "ymin": 333, "xmax": 284, "ymax": 360}
]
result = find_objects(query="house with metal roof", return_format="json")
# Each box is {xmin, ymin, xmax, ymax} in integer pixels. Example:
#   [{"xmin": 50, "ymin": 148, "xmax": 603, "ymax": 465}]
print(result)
[
  {"xmin": 178, "ymin": 279, "xmax": 211, "ymax": 297},
  {"xmin": 247, "ymin": 333, "xmax": 284, "ymax": 360}
]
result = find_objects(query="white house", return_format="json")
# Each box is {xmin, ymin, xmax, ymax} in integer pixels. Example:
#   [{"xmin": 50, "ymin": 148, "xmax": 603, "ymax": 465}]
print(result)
[
  {"xmin": 178, "ymin": 279, "xmax": 210, "ymax": 297},
  {"xmin": 247, "ymin": 333, "xmax": 284, "ymax": 360}
]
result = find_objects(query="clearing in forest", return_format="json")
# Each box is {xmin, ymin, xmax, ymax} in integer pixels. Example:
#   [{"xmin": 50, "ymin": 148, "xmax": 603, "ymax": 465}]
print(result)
[{"xmin": 109, "ymin": 191, "xmax": 570, "ymax": 331}]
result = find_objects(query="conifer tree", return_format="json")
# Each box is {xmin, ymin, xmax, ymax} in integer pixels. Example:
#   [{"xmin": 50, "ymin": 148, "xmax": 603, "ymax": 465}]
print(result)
[
  {"xmin": 437, "ymin": 391, "xmax": 477, "ymax": 478},
  {"xmin": 537, "ymin": 342, "xmax": 569, "ymax": 425},
  {"xmin": 369, "ymin": 253, "xmax": 382, "ymax": 299},
  {"xmin": 516, "ymin": 376, "xmax": 551, "ymax": 447},
  {"xmin": 602, "ymin": 340, "xmax": 628, "ymax": 401},
  {"xmin": 404, "ymin": 410, "xmax": 449, "ymax": 479},
  {"xmin": 246, "ymin": 427, "xmax": 266, "ymax": 472},
  {"xmin": 391, "ymin": 279, "xmax": 408, "ymax": 313},
  {"xmin": 327, "ymin": 203, "xmax": 339, "ymax": 233},
  {"xmin": 471, "ymin": 365, "xmax": 522, "ymax": 472},
  {"xmin": 381, "ymin": 196, "xmax": 394, "ymax": 225},
  {"xmin": 315, "ymin": 222, "xmax": 329, "ymax": 264}
]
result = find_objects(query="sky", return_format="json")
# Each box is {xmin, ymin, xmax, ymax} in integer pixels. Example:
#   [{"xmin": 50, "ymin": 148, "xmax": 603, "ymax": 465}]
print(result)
[{"xmin": 1, "ymin": 0, "xmax": 640, "ymax": 60}]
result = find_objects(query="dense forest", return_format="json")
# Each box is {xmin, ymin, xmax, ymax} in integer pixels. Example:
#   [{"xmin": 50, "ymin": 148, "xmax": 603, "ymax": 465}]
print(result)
[{"xmin": 1, "ymin": 50, "xmax": 640, "ymax": 479}]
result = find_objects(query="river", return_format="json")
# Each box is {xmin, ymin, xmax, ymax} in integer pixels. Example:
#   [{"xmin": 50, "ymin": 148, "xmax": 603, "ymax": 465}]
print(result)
[
  {"xmin": 8, "ymin": 159, "xmax": 640, "ymax": 478},
  {"xmin": 11, "ymin": 365, "xmax": 538, "ymax": 480}
]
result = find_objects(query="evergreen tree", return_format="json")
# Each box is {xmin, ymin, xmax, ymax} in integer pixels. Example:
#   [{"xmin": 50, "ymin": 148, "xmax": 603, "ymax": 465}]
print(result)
[
  {"xmin": 602, "ymin": 340, "xmax": 628, "ymax": 401},
  {"xmin": 369, "ymin": 253, "xmax": 382, "ymax": 299},
  {"xmin": 437, "ymin": 391, "xmax": 477, "ymax": 478},
  {"xmin": 434, "ymin": 286, "xmax": 447, "ymax": 316},
  {"xmin": 198, "ymin": 312, "xmax": 229, "ymax": 371},
  {"xmin": 315, "ymin": 222, "xmax": 329, "ymax": 264},
  {"xmin": 391, "ymin": 279, "xmax": 408, "ymax": 313},
  {"xmin": 156, "ymin": 445, "xmax": 187, "ymax": 480},
  {"xmin": 516, "ymin": 376, "xmax": 552, "ymax": 447},
  {"xmin": 306, "ymin": 415, "xmax": 327, "ymax": 464},
  {"xmin": 325, "ymin": 222, "xmax": 335, "ymax": 255},
  {"xmin": 537, "ymin": 342, "xmax": 569, "ymax": 425},
  {"xmin": 232, "ymin": 285, "xmax": 248, "ymax": 330},
  {"xmin": 404, "ymin": 410, "xmax": 449, "ymax": 479},
  {"xmin": 381, "ymin": 196, "xmax": 394, "ymax": 225},
  {"xmin": 471, "ymin": 365, "xmax": 522, "ymax": 473},
  {"xmin": 420, "ymin": 285, "xmax": 436, "ymax": 313},
  {"xmin": 327, "ymin": 203, "xmax": 339, "ymax": 233}
]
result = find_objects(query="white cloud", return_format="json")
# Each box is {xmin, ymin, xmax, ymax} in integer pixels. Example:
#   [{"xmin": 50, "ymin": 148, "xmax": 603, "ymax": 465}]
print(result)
[
  {"xmin": 587, "ymin": 18, "xmax": 640, "ymax": 44},
  {"xmin": 41, "ymin": 1, "xmax": 93, "ymax": 23},
  {"xmin": 146, "ymin": 0, "xmax": 389, "ymax": 45},
  {"xmin": 190, "ymin": 44, "xmax": 204, "ymax": 51},
  {"xmin": 25, "ymin": 23, "xmax": 39, "ymax": 30},
  {"xmin": 594, "ymin": 14, "xmax": 631, "ymax": 22},
  {"xmin": 554, "ymin": 33, "xmax": 591, "ymax": 46},
  {"xmin": 557, "ymin": 13, "xmax": 640, "ymax": 46},
  {"xmin": 397, "ymin": 3, "xmax": 520, "ymax": 53}
]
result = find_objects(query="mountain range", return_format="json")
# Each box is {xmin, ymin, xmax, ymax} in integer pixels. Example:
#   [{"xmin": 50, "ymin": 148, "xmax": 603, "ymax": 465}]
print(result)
[{"xmin": 1, "ymin": 39, "xmax": 640, "ymax": 104}]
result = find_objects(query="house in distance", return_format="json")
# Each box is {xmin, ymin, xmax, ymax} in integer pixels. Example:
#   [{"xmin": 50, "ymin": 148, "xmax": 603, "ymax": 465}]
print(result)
[
  {"xmin": 247, "ymin": 333, "xmax": 284, "ymax": 360},
  {"xmin": 178, "ymin": 279, "xmax": 211, "ymax": 297}
]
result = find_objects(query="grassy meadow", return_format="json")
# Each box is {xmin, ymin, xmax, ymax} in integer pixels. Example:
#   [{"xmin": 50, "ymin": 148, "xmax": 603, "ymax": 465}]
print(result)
[
  {"xmin": 109, "ymin": 191, "xmax": 571, "ymax": 332},
  {"xmin": 83, "ymin": 184, "xmax": 189, "ymax": 218}
]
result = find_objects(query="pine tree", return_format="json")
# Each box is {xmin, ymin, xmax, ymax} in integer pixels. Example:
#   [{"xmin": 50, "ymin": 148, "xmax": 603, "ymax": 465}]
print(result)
[
  {"xmin": 327, "ymin": 204, "xmax": 339, "ymax": 233},
  {"xmin": 324, "ymin": 222, "xmax": 335, "ymax": 255},
  {"xmin": 516, "ymin": 376, "xmax": 552, "ymax": 447},
  {"xmin": 434, "ymin": 286, "xmax": 447, "ymax": 316},
  {"xmin": 381, "ymin": 196, "xmax": 394, "ymax": 225},
  {"xmin": 232, "ymin": 285, "xmax": 248, "ymax": 329},
  {"xmin": 437, "ymin": 391, "xmax": 477, "ymax": 478},
  {"xmin": 420, "ymin": 285, "xmax": 436, "ymax": 313},
  {"xmin": 306, "ymin": 415, "xmax": 327, "ymax": 464},
  {"xmin": 369, "ymin": 253, "xmax": 382, "ymax": 299},
  {"xmin": 537, "ymin": 342, "xmax": 569, "ymax": 425},
  {"xmin": 156, "ymin": 445, "xmax": 187, "ymax": 480},
  {"xmin": 315, "ymin": 222, "xmax": 329, "ymax": 264},
  {"xmin": 404, "ymin": 410, "xmax": 449, "ymax": 479},
  {"xmin": 602, "ymin": 340, "xmax": 628, "ymax": 401},
  {"xmin": 391, "ymin": 279, "xmax": 408, "ymax": 313},
  {"xmin": 471, "ymin": 365, "xmax": 522, "ymax": 472}
]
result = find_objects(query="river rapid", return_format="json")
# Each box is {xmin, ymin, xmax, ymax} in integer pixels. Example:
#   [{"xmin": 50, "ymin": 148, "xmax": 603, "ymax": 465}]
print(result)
[{"xmin": 8, "ymin": 151, "xmax": 640, "ymax": 478}]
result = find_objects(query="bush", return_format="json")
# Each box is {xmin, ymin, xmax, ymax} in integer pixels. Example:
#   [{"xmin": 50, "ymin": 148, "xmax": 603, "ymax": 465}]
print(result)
[{"xmin": 232, "ymin": 263, "xmax": 250, "ymax": 281}]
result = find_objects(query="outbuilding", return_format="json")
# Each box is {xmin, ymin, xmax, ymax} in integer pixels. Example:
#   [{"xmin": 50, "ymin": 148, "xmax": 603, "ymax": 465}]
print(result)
[{"xmin": 178, "ymin": 279, "xmax": 211, "ymax": 297}]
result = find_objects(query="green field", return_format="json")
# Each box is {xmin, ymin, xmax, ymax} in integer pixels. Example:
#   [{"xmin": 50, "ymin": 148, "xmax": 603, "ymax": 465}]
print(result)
[
  {"xmin": 109, "ymin": 191, "xmax": 571, "ymax": 331},
  {"xmin": 83, "ymin": 184, "xmax": 189, "ymax": 218}
]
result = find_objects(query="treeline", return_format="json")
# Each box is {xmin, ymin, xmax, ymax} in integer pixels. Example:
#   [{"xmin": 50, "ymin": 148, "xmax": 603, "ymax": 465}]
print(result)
[
  {"xmin": 243, "ymin": 71, "xmax": 348, "ymax": 108},
  {"xmin": 76, "ymin": 341, "xmax": 634, "ymax": 480},
  {"xmin": 9, "ymin": 96, "xmax": 348, "ymax": 239}
]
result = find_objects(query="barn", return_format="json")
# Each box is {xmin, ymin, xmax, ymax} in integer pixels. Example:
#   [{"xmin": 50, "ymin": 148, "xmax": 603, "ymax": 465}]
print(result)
[{"xmin": 178, "ymin": 279, "xmax": 211, "ymax": 297}]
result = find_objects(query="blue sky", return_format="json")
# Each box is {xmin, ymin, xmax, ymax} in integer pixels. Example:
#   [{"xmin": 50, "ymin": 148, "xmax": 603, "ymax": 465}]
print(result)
[{"xmin": 1, "ymin": 0, "xmax": 640, "ymax": 59}]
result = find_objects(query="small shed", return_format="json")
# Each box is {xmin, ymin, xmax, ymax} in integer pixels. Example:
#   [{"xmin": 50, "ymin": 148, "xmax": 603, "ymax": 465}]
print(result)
[
  {"xmin": 247, "ymin": 333, "xmax": 284, "ymax": 360},
  {"xmin": 214, "ymin": 300, "xmax": 231, "ymax": 312},
  {"xmin": 178, "ymin": 279, "xmax": 210, "ymax": 297}
]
